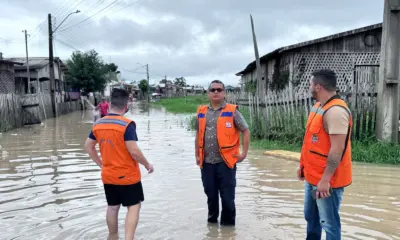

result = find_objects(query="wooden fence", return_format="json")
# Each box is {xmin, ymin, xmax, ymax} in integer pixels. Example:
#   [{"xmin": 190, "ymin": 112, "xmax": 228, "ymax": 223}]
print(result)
[
  {"xmin": 0, "ymin": 94, "xmax": 23, "ymax": 132},
  {"xmin": 56, "ymin": 101, "xmax": 81, "ymax": 116},
  {"xmin": 227, "ymin": 83, "xmax": 378, "ymax": 141},
  {"xmin": 0, "ymin": 93, "xmax": 82, "ymax": 132}
]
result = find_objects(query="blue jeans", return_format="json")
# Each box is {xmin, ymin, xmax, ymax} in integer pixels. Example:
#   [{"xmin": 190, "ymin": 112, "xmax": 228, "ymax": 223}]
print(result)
[
  {"xmin": 304, "ymin": 181, "xmax": 344, "ymax": 240},
  {"xmin": 201, "ymin": 162, "xmax": 236, "ymax": 225}
]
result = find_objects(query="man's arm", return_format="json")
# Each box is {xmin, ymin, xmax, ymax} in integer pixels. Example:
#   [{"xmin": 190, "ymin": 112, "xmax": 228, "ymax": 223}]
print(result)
[
  {"xmin": 321, "ymin": 107, "xmax": 350, "ymax": 182},
  {"xmin": 194, "ymin": 118, "xmax": 200, "ymax": 165},
  {"xmin": 321, "ymin": 135, "xmax": 346, "ymax": 181},
  {"xmin": 233, "ymin": 109, "xmax": 250, "ymax": 161},
  {"xmin": 125, "ymin": 141, "xmax": 151, "ymax": 168},
  {"xmin": 84, "ymin": 136, "xmax": 102, "ymax": 168},
  {"xmin": 124, "ymin": 122, "xmax": 153, "ymax": 171}
]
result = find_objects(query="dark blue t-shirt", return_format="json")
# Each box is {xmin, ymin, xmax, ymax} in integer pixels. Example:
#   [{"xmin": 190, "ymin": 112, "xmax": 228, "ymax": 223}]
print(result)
[{"xmin": 89, "ymin": 114, "xmax": 138, "ymax": 141}]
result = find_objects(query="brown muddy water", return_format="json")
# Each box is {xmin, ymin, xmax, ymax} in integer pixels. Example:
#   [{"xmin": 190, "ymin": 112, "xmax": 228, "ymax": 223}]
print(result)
[{"xmin": 0, "ymin": 102, "xmax": 399, "ymax": 240}]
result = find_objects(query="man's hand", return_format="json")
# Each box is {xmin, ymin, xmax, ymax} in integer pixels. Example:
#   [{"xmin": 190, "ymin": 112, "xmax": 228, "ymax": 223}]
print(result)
[
  {"xmin": 196, "ymin": 157, "xmax": 200, "ymax": 166},
  {"xmin": 145, "ymin": 163, "xmax": 154, "ymax": 173},
  {"xmin": 297, "ymin": 168, "xmax": 304, "ymax": 181},
  {"xmin": 316, "ymin": 179, "xmax": 331, "ymax": 199},
  {"xmin": 233, "ymin": 153, "xmax": 246, "ymax": 163}
]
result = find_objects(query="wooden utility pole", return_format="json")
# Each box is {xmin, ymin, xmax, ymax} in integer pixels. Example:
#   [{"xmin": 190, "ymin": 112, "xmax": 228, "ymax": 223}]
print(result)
[
  {"xmin": 376, "ymin": 0, "xmax": 400, "ymax": 143},
  {"xmin": 250, "ymin": 15, "xmax": 262, "ymax": 97},
  {"xmin": 48, "ymin": 13, "xmax": 56, "ymax": 116},
  {"xmin": 22, "ymin": 30, "xmax": 31, "ymax": 93},
  {"xmin": 146, "ymin": 64, "xmax": 150, "ymax": 103}
]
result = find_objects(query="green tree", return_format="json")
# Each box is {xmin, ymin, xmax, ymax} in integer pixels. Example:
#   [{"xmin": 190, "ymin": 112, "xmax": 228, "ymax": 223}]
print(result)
[
  {"xmin": 138, "ymin": 79, "xmax": 149, "ymax": 92},
  {"xmin": 105, "ymin": 63, "xmax": 119, "ymax": 73},
  {"xmin": 65, "ymin": 50, "xmax": 117, "ymax": 93},
  {"xmin": 174, "ymin": 77, "xmax": 186, "ymax": 87}
]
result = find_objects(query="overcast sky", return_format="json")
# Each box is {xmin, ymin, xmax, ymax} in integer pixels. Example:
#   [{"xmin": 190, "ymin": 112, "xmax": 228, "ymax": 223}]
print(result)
[{"xmin": 0, "ymin": 0, "xmax": 383, "ymax": 87}]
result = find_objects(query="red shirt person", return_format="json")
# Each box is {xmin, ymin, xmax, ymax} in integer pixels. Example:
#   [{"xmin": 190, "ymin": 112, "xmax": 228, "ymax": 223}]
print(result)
[{"xmin": 97, "ymin": 98, "xmax": 109, "ymax": 118}]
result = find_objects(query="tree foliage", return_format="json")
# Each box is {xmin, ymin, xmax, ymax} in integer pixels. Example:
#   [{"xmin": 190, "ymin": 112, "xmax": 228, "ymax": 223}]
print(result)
[
  {"xmin": 138, "ymin": 79, "xmax": 149, "ymax": 92},
  {"xmin": 65, "ymin": 50, "xmax": 118, "ymax": 93},
  {"xmin": 174, "ymin": 77, "xmax": 186, "ymax": 87}
]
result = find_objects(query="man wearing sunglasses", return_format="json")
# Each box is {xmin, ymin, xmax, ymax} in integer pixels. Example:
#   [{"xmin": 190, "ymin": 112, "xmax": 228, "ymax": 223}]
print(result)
[{"xmin": 195, "ymin": 80, "xmax": 250, "ymax": 226}]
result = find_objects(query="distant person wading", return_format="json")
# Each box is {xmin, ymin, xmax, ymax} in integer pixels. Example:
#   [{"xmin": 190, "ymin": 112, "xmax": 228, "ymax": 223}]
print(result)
[
  {"xmin": 195, "ymin": 80, "xmax": 251, "ymax": 226},
  {"xmin": 97, "ymin": 97, "xmax": 109, "ymax": 118}
]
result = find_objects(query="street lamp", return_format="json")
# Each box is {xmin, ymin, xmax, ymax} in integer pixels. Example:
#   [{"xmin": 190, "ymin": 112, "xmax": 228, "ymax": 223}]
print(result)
[{"xmin": 53, "ymin": 10, "xmax": 80, "ymax": 33}]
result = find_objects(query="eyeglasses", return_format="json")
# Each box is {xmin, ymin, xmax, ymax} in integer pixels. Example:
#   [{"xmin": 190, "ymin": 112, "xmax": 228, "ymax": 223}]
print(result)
[{"xmin": 208, "ymin": 88, "xmax": 224, "ymax": 93}]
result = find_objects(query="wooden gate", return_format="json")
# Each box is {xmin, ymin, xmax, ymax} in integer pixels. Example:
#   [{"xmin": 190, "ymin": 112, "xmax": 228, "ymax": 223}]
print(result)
[
  {"xmin": 21, "ymin": 94, "xmax": 42, "ymax": 125},
  {"xmin": 351, "ymin": 65, "xmax": 379, "ymax": 140}
]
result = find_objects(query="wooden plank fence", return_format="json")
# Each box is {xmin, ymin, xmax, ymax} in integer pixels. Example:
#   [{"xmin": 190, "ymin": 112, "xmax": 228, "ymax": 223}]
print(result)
[
  {"xmin": 0, "ymin": 94, "xmax": 23, "ymax": 132},
  {"xmin": 227, "ymin": 85, "xmax": 378, "ymax": 142},
  {"xmin": 0, "ymin": 93, "xmax": 82, "ymax": 132}
]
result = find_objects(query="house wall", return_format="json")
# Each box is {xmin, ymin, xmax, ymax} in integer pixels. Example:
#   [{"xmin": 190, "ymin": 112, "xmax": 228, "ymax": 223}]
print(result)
[
  {"xmin": 239, "ymin": 27, "xmax": 383, "ymax": 100},
  {"xmin": 0, "ymin": 63, "xmax": 15, "ymax": 93}
]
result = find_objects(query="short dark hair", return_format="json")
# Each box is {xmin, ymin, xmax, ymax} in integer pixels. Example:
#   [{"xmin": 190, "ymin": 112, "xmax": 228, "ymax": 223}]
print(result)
[
  {"xmin": 209, "ymin": 80, "xmax": 225, "ymax": 90},
  {"xmin": 110, "ymin": 88, "xmax": 129, "ymax": 110},
  {"xmin": 311, "ymin": 69, "xmax": 337, "ymax": 92}
]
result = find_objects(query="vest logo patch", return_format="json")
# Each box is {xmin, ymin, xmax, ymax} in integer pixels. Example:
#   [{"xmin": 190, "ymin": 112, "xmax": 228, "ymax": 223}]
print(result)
[
  {"xmin": 225, "ymin": 121, "xmax": 232, "ymax": 128},
  {"xmin": 312, "ymin": 134, "xmax": 318, "ymax": 143}
]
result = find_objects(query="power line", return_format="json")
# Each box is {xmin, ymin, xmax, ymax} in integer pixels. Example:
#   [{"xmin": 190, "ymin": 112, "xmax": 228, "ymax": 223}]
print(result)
[
  {"xmin": 58, "ymin": 32, "xmax": 91, "ymax": 51},
  {"xmin": 57, "ymin": 0, "xmax": 85, "ymax": 20},
  {"xmin": 58, "ymin": 0, "xmax": 144, "ymax": 33},
  {"xmin": 55, "ymin": 38, "xmax": 81, "ymax": 53},
  {"xmin": 61, "ymin": 0, "xmax": 105, "ymax": 28},
  {"xmin": 122, "ymin": 68, "xmax": 147, "ymax": 74},
  {"xmin": 57, "ymin": 0, "xmax": 119, "ymax": 33},
  {"xmin": 111, "ymin": 0, "xmax": 143, "ymax": 15}
]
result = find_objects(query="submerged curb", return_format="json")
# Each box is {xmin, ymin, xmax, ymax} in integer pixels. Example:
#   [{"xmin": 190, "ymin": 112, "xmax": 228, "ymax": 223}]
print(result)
[{"xmin": 263, "ymin": 150, "xmax": 300, "ymax": 162}]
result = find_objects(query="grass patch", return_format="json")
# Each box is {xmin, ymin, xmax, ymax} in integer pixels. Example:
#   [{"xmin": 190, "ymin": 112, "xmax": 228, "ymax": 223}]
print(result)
[{"xmin": 152, "ymin": 95, "xmax": 208, "ymax": 114}]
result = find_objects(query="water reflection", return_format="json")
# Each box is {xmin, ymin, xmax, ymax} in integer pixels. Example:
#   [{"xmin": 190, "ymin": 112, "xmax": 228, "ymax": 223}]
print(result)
[{"xmin": 0, "ymin": 102, "xmax": 398, "ymax": 239}]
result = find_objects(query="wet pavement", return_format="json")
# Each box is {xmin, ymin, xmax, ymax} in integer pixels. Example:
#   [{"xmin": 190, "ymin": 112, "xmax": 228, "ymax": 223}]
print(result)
[{"xmin": 0, "ymin": 102, "xmax": 399, "ymax": 240}]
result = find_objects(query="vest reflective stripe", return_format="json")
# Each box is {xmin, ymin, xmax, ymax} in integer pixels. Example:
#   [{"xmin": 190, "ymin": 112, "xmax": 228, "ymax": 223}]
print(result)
[
  {"xmin": 300, "ymin": 97, "xmax": 353, "ymax": 188},
  {"xmin": 93, "ymin": 115, "xmax": 141, "ymax": 185},
  {"xmin": 94, "ymin": 118, "xmax": 129, "ymax": 127},
  {"xmin": 197, "ymin": 104, "xmax": 240, "ymax": 169}
]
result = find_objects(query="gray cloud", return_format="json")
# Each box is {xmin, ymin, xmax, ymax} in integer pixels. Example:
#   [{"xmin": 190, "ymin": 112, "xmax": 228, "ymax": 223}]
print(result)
[{"xmin": 0, "ymin": 0, "xmax": 384, "ymax": 86}]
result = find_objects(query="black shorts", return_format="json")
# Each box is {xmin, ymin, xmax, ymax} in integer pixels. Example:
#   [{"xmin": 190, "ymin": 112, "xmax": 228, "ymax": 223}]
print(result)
[
  {"xmin": 104, "ymin": 181, "xmax": 144, "ymax": 206},
  {"xmin": 100, "ymin": 114, "xmax": 106, "ymax": 118}
]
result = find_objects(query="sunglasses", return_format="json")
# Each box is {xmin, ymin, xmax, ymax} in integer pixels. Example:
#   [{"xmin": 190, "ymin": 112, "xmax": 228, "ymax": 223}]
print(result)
[{"xmin": 208, "ymin": 88, "xmax": 224, "ymax": 93}]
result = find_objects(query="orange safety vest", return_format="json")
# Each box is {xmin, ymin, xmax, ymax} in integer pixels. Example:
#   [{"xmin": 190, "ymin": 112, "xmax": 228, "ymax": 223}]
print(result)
[
  {"xmin": 92, "ymin": 115, "xmax": 141, "ymax": 185},
  {"xmin": 300, "ymin": 96, "xmax": 353, "ymax": 188},
  {"xmin": 197, "ymin": 104, "xmax": 240, "ymax": 169}
]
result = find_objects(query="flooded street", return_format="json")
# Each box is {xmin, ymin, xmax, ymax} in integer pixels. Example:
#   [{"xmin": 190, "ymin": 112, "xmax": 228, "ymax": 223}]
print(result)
[{"xmin": 0, "ymin": 102, "xmax": 399, "ymax": 240}]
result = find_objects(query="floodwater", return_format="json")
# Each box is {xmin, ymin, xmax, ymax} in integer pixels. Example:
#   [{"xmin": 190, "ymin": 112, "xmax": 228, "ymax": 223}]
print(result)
[{"xmin": 0, "ymin": 102, "xmax": 399, "ymax": 240}]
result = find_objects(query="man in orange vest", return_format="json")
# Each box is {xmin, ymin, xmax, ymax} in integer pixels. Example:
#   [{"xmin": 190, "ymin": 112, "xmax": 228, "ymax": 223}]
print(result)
[
  {"xmin": 195, "ymin": 80, "xmax": 250, "ymax": 226},
  {"xmin": 84, "ymin": 88, "xmax": 154, "ymax": 240},
  {"xmin": 297, "ymin": 69, "xmax": 352, "ymax": 240}
]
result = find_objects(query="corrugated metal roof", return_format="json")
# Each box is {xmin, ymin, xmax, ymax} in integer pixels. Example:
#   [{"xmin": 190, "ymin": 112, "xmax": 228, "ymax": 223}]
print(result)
[
  {"xmin": 236, "ymin": 23, "xmax": 382, "ymax": 76},
  {"xmin": 5, "ymin": 57, "xmax": 49, "ymax": 70},
  {"xmin": 0, "ymin": 59, "xmax": 23, "ymax": 65},
  {"xmin": 4, "ymin": 57, "xmax": 68, "ymax": 70}
]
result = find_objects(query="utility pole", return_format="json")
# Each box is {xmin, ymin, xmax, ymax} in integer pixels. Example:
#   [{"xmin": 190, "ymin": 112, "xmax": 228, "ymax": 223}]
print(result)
[
  {"xmin": 22, "ymin": 30, "xmax": 31, "ymax": 94},
  {"xmin": 48, "ymin": 14, "xmax": 56, "ymax": 117},
  {"xmin": 250, "ymin": 14, "xmax": 261, "ymax": 97},
  {"xmin": 146, "ymin": 64, "xmax": 150, "ymax": 103},
  {"xmin": 47, "ymin": 10, "xmax": 80, "ymax": 117},
  {"xmin": 376, "ymin": 0, "xmax": 400, "ymax": 143}
]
